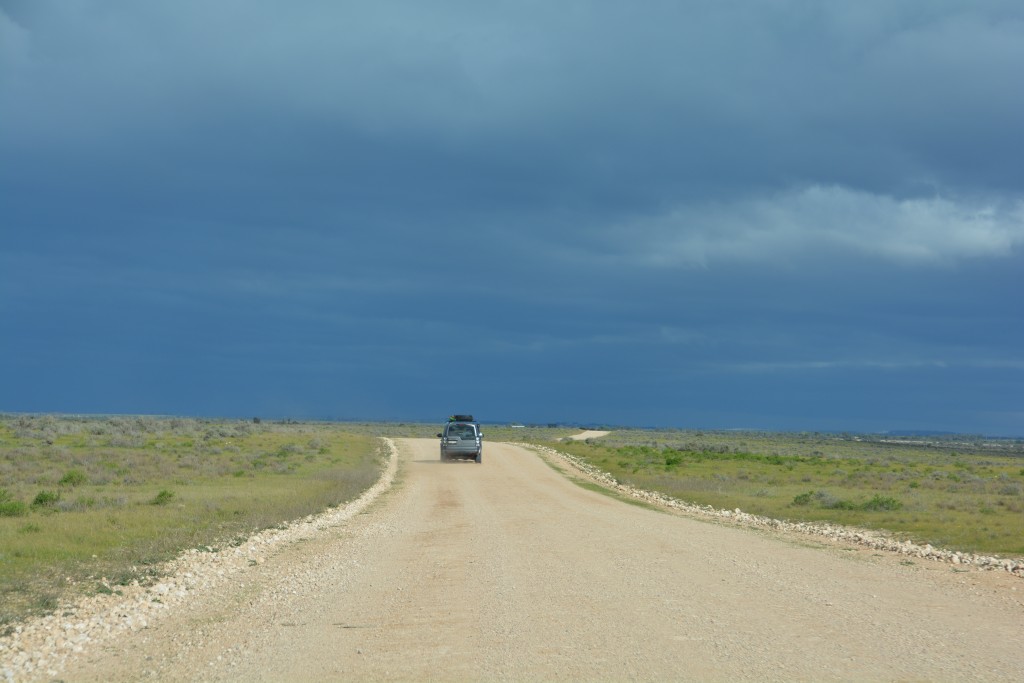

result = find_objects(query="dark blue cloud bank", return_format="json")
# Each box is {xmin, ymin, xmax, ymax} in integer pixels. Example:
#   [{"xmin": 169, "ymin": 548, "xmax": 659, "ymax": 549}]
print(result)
[{"xmin": 2, "ymin": 1, "xmax": 1023, "ymax": 434}]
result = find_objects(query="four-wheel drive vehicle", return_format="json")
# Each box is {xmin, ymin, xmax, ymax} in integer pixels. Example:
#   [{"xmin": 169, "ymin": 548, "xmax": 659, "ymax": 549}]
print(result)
[{"xmin": 438, "ymin": 415, "xmax": 483, "ymax": 463}]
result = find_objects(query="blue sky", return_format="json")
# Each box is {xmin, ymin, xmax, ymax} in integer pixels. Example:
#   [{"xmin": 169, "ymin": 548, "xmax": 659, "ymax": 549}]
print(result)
[{"xmin": 2, "ymin": 1, "xmax": 1023, "ymax": 434}]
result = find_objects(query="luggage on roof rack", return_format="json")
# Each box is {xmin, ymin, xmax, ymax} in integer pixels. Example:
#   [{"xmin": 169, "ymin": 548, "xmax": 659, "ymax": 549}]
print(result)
[{"xmin": 449, "ymin": 414, "xmax": 475, "ymax": 422}]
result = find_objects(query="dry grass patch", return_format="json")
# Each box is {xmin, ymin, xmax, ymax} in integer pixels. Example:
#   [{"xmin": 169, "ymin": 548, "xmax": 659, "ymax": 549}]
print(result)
[
  {"xmin": 0, "ymin": 415, "xmax": 385, "ymax": 629},
  {"xmin": 544, "ymin": 429, "xmax": 1024, "ymax": 557}
]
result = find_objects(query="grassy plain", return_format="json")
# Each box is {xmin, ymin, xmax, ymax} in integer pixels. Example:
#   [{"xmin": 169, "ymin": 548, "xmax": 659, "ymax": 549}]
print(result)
[
  {"xmin": 542, "ymin": 429, "xmax": 1024, "ymax": 557},
  {"xmin": 0, "ymin": 415, "xmax": 385, "ymax": 629},
  {"xmin": 5, "ymin": 417, "xmax": 1021, "ymax": 628}
]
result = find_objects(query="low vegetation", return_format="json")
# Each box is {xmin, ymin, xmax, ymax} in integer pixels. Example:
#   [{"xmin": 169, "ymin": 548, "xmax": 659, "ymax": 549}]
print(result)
[
  {"xmin": 545, "ymin": 429, "xmax": 1024, "ymax": 557},
  {"xmin": 5, "ymin": 416, "xmax": 1020, "ymax": 629},
  {"xmin": 0, "ymin": 414, "xmax": 385, "ymax": 629}
]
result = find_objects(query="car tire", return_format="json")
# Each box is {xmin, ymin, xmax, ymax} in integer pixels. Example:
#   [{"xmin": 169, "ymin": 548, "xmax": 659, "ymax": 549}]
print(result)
[{"xmin": 475, "ymin": 452, "xmax": 482, "ymax": 463}]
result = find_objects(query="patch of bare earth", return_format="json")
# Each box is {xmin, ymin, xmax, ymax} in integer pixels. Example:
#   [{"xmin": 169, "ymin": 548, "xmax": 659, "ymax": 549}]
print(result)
[{"xmin": 568, "ymin": 430, "xmax": 611, "ymax": 440}]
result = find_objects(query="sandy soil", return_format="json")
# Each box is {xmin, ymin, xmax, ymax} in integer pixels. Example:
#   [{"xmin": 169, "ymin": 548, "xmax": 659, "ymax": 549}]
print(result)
[
  {"xmin": 568, "ymin": 430, "xmax": 610, "ymax": 440},
  {"xmin": 66, "ymin": 439, "xmax": 1023, "ymax": 681}
]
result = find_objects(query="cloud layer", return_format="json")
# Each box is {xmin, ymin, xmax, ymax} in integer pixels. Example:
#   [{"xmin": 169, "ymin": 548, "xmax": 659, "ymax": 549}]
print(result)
[
  {"xmin": 604, "ymin": 186, "xmax": 1024, "ymax": 267},
  {"xmin": 2, "ymin": 1, "xmax": 1022, "ymax": 433}
]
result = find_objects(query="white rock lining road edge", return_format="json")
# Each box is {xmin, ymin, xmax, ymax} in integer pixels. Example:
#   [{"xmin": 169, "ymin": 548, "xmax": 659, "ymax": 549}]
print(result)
[
  {"xmin": 520, "ymin": 442, "xmax": 1024, "ymax": 579},
  {"xmin": 1, "ymin": 438, "xmax": 400, "ymax": 683}
]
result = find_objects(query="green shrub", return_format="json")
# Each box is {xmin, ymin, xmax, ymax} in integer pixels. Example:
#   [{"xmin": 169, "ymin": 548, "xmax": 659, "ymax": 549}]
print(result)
[
  {"xmin": 862, "ymin": 495, "xmax": 903, "ymax": 511},
  {"xmin": 150, "ymin": 489, "xmax": 175, "ymax": 506},
  {"xmin": 59, "ymin": 469, "xmax": 89, "ymax": 487},
  {"xmin": 792, "ymin": 491, "xmax": 814, "ymax": 506},
  {"xmin": 31, "ymin": 491, "xmax": 60, "ymax": 508},
  {"xmin": 0, "ymin": 500, "xmax": 29, "ymax": 517}
]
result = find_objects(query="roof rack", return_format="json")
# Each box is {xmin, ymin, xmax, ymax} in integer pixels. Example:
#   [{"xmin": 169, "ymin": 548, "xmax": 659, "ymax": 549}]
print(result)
[{"xmin": 449, "ymin": 414, "xmax": 475, "ymax": 422}]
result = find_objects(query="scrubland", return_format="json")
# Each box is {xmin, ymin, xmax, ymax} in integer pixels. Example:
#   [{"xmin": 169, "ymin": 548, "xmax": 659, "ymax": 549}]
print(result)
[
  {"xmin": 4, "ymin": 416, "xmax": 1022, "ymax": 631},
  {"xmin": 0, "ymin": 415, "xmax": 385, "ymax": 629},
  {"xmin": 543, "ymin": 429, "xmax": 1024, "ymax": 557}
]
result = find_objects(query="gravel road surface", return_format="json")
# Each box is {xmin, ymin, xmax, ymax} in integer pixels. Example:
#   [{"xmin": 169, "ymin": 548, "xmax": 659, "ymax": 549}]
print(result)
[{"xmin": 58, "ymin": 439, "xmax": 1024, "ymax": 681}]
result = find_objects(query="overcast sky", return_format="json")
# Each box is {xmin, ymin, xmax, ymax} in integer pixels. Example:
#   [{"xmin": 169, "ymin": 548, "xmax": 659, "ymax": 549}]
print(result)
[{"xmin": 2, "ymin": 1, "xmax": 1023, "ymax": 434}]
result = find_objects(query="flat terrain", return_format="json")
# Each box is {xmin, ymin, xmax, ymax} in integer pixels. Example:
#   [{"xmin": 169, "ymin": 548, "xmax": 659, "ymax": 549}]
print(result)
[
  {"xmin": 68, "ymin": 439, "xmax": 1023, "ymax": 681},
  {"xmin": 555, "ymin": 430, "xmax": 1024, "ymax": 555},
  {"xmin": 0, "ymin": 417, "xmax": 383, "ymax": 627},
  {"xmin": 567, "ymin": 430, "xmax": 611, "ymax": 440}
]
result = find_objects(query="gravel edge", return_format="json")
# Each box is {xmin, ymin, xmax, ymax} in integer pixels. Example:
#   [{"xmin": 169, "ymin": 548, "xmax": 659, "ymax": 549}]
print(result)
[
  {"xmin": 0, "ymin": 438, "xmax": 399, "ymax": 683},
  {"xmin": 520, "ymin": 442, "xmax": 1024, "ymax": 579}
]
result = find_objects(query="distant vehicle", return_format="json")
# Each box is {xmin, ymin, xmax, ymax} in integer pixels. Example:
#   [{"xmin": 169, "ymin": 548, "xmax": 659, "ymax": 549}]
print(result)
[{"xmin": 438, "ymin": 415, "xmax": 483, "ymax": 463}]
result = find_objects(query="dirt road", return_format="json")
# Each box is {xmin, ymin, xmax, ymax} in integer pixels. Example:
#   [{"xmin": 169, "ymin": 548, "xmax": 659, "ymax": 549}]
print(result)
[{"xmin": 70, "ymin": 439, "xmax": 1023, "ymax": 681}]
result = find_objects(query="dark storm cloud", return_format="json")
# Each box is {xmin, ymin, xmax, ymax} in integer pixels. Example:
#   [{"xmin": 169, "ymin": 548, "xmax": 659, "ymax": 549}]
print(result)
[
  {"xmin": 5, "ymin": 2, "xmax": 1024, "ymax": 228},
  {"xmin": 2, "ymin": 1, "xmax": 1022, "ymax": 432}
]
